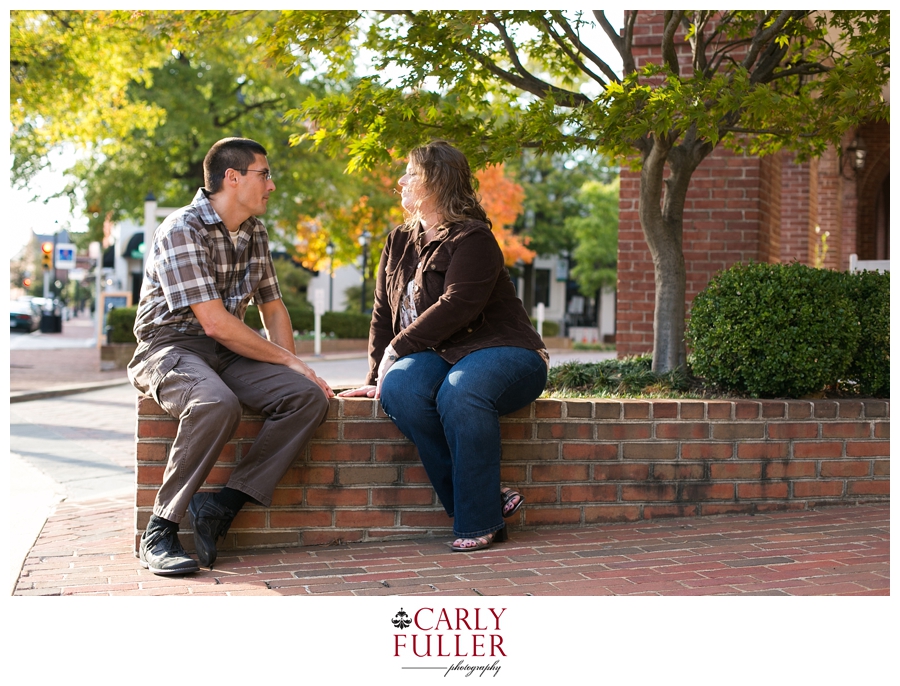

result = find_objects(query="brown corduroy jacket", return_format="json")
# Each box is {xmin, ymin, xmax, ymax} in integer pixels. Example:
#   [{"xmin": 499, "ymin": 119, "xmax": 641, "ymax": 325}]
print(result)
[{"xmin": 365, "ymin": 219, "xmax": 545, "ymax": 384}]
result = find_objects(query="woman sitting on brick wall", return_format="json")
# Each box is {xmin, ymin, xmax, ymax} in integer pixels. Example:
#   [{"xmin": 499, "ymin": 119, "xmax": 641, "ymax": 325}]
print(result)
[{"xmin": 338, "ymin": 140, "xmax": 548, "ymax": 551}]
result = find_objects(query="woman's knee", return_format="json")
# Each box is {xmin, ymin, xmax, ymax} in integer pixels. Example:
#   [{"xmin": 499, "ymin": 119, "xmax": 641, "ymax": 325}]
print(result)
[
  {"xmin": 435, "ymin": 381, "xmax": 492, "ymax": 423},
  {"xmin": 379, "ymin": 371, "xmax": 408, "ymax": 418}
]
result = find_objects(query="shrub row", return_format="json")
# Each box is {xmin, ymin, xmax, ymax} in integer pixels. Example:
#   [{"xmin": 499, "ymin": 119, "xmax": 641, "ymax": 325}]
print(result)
[
  {"xmin": 105, "ymin": 305, "xmax": 373, "ymax": 342},
  {"xmin": 545, "ymin": 354, "xmax": 689, "ymax": 397},
  {"xmin": 687, "ymin": 262, "xmax": 889, "ymax": 398},
  {"xmin": 107, "ymin": 306, "xmax": 139, "ymax": 344},
  {"xmin": 106, "ymin": 304, "xmax": 563, "ymax": 346},
  {"xmin": 530, "ymin": 318, "xmax": 560, "ymax": 337},
  {"xmin": 246, "ymin": 306, "xmax": 372, "ymax": 339}
]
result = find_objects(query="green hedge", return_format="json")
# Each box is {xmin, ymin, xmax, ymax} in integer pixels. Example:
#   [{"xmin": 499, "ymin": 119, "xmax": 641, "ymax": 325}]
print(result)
[
  {"xmin": 107, "ymin": 305, "xmax": 372, "ymax": 342},
  {"xmin": 845, "ymin": 269, "xmax": 890, "ymax": 396},
  {"xmin": 107, "ymin": 306, "xmax": 138, "ymax": 344},
  {"xmin": 321, "ymin": 311, "xmax": 372, "ymax": 338},
  {"xmin": 245, "ymin": 306, "xmax": 371, "ymax": 339},
  {"xmin": 687, "ymin": 262, "xmax": 888, "ymax": 398},
  {"xmin": 530, "ymin": 318, "xmax": 560, "ymax": 337}
]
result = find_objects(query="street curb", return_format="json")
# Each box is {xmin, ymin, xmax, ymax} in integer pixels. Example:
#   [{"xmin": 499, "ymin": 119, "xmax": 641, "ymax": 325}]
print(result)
[{"xmin": 10, "ymin": 379, "xmax": 132, "ymax": 403}]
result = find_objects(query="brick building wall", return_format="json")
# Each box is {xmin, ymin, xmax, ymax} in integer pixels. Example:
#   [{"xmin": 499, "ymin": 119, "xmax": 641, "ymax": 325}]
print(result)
[
  {"xmin": 617, "ymin": 151, "xmax": 782, "ymax": 356},
  {"xmin": 855, "ymin": 119, "xmax": 891, "ymax": 259},
  {"xmin": 780, "ymin": 153, "xmax": 813, "ymax": 264}
]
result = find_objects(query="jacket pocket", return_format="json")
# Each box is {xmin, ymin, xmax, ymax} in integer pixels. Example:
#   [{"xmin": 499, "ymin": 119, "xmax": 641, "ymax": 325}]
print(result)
[
  {"xmin": 421, "ymin": 255, "xmax": 451, "ymax": 301},
  {"xmin": 424, "ymin": 254, "xmax": 451, "ymax": 274}
]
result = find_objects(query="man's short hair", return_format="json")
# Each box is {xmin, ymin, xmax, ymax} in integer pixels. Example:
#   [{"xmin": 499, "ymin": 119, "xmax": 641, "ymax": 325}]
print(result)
[{"xmin": 203, "ymin": 138, "xmax": 268, "ymax": 194}]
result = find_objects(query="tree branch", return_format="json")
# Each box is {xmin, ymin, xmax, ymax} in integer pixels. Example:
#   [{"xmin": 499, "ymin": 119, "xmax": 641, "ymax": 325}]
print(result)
[
  {"xmin": 661, "ymin": 10, "xmax": 684, "ymax": 76},
  {"xmin": 768, "ymin": 62, "xmax": 830, "ymax": 80},
  {"xmin": 213, "ymin": 96, "xmax": 285, "ymax": 128},
  {"xmin": 537, "ymin": 14, "xmax": 607, "ymax": 88},
  {"xmin": 45, "ymin": 10, "xmax": 75, "ymax": 31},
  {"xmin": 703, "ymin": 10, "xmax": 737, "ymax": 47},
  {"xmin": 741, "ymin": 10, "xmax": 808, "ymax": 72},
  {"xmin": 486, "ymin": 12, "xmax": 533, "ymax": 81},
  {"xmin": 549, "ymin": 11, "xmax": 620, "ymax": 84},
  {"xmin": 684, "ymin": 11, "xmax": 709, "ymax": 75},
  {"xmin": 593, "ymin": 10, "xmax": 623, "ymax": 55},
  {"xmin": 460, "ymin": 38, "xmax": 591, "ymax": 108},
  {"xmin": 707, "ymin": 36, "xmax": 753, "ymax": 75},
  {"xmin": 750, "ymin": 39, "xmax": 790, "ymax": 84},
  {"xmin": 595, "ymin": 10, "xmax": 635, "ymax": 75}
]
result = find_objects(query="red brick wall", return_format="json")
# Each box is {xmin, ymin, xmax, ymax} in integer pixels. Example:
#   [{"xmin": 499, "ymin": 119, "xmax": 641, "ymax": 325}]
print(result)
[
  {"xmin": 617, "ymin": 148, "xmax": 778, "ymax": 356},
  {"xmin": 780, "ymin": 152, "xmax": 813, "ymax": 264},
  {"xmin": 758, "ymin": 153, "xmax": 782, "ymax": 264},
  {"xmin": 135, "ymin": 397, "xmax": 890, "ymax": 552},
  {"xmin": 855, "ymin": 119, "xmax": 891, "ymax": 260},
  {"xmin": 816, "ymin": 146, "xmax": 844, "ymax": 270},
  {"xmin": 615, "ymin": 170, "xmax": 654, "ymax": 352}
]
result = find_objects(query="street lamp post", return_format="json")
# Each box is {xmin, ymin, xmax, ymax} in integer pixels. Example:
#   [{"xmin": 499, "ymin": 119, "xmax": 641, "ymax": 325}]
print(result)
[
  {"xmin": 359, "ymin": 230, "xmax": 371, "ymax": 314},
  {"xmin": 325, "ymin": 241, "xmax": 334, "ymax": 312}
]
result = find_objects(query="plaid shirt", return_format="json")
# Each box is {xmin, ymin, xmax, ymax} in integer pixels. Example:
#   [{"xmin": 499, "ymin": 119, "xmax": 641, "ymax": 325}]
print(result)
[{"xmin": 133, "ymin": 188, "xmax": 282, "ymax": 342}]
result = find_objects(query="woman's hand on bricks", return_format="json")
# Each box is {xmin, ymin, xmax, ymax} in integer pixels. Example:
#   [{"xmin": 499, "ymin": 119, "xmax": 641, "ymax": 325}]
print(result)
[{"xmin": 337, "ymin": 385, "xmax": 377, "ymax": 398}]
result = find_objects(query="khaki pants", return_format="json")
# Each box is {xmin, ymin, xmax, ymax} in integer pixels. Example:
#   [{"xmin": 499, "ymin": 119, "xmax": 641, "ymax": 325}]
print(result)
[{"xmin": 129, "ymin": 330, "xmax": 329, "ymax": 523}]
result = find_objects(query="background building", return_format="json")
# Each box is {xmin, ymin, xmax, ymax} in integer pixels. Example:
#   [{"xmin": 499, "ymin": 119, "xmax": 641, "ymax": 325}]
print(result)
[{"xmin": 615, "ymin": 11, "xmax": 890, "ymax": 358}]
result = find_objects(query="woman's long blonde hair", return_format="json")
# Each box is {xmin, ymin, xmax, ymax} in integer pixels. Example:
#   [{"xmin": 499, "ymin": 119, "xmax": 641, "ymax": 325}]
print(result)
[{"xmin": 402, "ymin": 140, "xmax": 491, "ymax": 232}]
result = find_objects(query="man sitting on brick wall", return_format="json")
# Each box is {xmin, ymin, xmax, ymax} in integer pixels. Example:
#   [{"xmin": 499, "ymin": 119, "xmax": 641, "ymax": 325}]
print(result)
[{"xmin": 128, "ymin": 137, "xmax": 333, "ymax": 575}]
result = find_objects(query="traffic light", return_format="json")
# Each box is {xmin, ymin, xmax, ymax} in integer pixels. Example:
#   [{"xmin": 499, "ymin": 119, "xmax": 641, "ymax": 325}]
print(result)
[
  {"xmin": 41, "ymin": 241, "xmax": 53, "ymax": 270},
  {"xmin": 23, "ymin": 277, "xmax": 32, "ymax": 288}
]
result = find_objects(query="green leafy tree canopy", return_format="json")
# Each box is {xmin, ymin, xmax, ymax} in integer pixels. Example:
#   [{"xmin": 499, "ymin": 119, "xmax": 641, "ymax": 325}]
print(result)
[{"xmin": 259, "ymin": 10, "xmax": 888, "ymax": 371}]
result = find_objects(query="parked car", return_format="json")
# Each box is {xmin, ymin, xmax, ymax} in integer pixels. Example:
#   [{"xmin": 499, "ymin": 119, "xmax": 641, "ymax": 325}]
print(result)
[{"xmin": 10, "ymin": 301, "xmax": 40, "ymax": 332}]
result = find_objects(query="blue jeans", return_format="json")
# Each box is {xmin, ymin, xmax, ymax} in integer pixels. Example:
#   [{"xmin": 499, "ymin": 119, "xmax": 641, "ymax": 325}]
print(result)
[{"xmin": 380, "ymin": 346, "xmax": 547, "ymax": 538}]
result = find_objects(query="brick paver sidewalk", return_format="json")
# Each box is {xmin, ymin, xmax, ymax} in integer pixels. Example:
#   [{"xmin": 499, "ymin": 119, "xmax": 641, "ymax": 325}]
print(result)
[
  {"xmin": 15, "ymin": 499, "xmax": 888, "ymax": 596},
  {"xmin": 9, "ymin": 311, "xmax": 127, "ymax": 393}
]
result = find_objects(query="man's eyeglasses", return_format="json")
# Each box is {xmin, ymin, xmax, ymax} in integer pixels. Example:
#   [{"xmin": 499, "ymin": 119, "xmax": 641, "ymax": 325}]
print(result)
[{"xmin": 237, "ymin": 168, "xmax": 272, "ymax": 181}]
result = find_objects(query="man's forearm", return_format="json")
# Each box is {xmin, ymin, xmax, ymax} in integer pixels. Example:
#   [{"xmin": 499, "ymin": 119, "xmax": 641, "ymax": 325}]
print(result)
[
  {"xmin": 258, "ymin": 300, "xmax": 296, "ymax": 354},
  {"xmin": 189, "ymin": 299, "xmax": 290, "ymax": 364},
  {"xmin": 189, "ymin": 297, "xmax": 333, "ymax": 395},
  {"xmin": 207, "ymin": 312, "xmax": 296, "ymax": 366}
]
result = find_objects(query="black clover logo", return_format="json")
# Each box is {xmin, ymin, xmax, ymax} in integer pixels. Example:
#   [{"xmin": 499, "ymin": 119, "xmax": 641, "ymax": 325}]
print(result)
[{"xmin": 392, "ymin": 608, "xmax": 411, "ymax": 629}]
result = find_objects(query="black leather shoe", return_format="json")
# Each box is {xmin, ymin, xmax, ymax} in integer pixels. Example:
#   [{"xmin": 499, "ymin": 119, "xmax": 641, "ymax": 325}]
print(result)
[
  {"xmin": 189, "ymin": 492, "xmax": 237, "ymax": 568},
  {"xmin": 139, "ymin": 527, "xmax": 199, "ymax": 575}
]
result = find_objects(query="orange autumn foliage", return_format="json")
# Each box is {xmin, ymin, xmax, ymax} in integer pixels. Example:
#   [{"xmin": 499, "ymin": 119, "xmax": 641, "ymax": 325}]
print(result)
[
  {"xmin": 475, "ymin": 164, "xmax": 536, "ymax": 266},
  {"xmin": 292, "ymin": 165, "xmax": 404, "ymax": 272},
  {"xmin": 292, "ymin": 214, "xmax": 328, "ymax": 271}
]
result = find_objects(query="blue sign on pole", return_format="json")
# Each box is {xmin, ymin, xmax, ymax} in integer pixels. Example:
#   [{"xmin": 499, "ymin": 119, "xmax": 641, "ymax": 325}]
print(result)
[{"xmin": 55, "ymin": 243, "xmax": 76, "ymax": 270}]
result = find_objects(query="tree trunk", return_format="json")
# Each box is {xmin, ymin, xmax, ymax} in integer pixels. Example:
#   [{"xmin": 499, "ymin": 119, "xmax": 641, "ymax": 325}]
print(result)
[{"xmin": 638, "ymin": 137, "xmax": 697, "ymax": 373}]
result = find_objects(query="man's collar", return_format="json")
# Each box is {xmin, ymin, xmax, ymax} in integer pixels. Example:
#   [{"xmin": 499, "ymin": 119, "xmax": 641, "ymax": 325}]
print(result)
[
  {"xmin": 191, "ymin": 188, "xmax": 258, "ymax": 235},
  {"xmin": 192, "ymin": 188, "xmax": 224, "ymax": 227}
]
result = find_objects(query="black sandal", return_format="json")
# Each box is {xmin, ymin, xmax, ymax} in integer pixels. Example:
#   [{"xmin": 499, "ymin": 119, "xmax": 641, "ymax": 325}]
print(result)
[
  {"xmin": 501, "ymin": 487, "xmax": 525, "ymax": 518},
  {"xmin": 449, "ymin": 526, "xmax": 509, "ymax": 552}
]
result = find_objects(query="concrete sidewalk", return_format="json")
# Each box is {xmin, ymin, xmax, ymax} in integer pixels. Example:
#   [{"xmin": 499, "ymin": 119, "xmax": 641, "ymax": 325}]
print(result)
[{"xmin": 14, "ymin": 500, "xmax": 888, "ymax": 596}]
